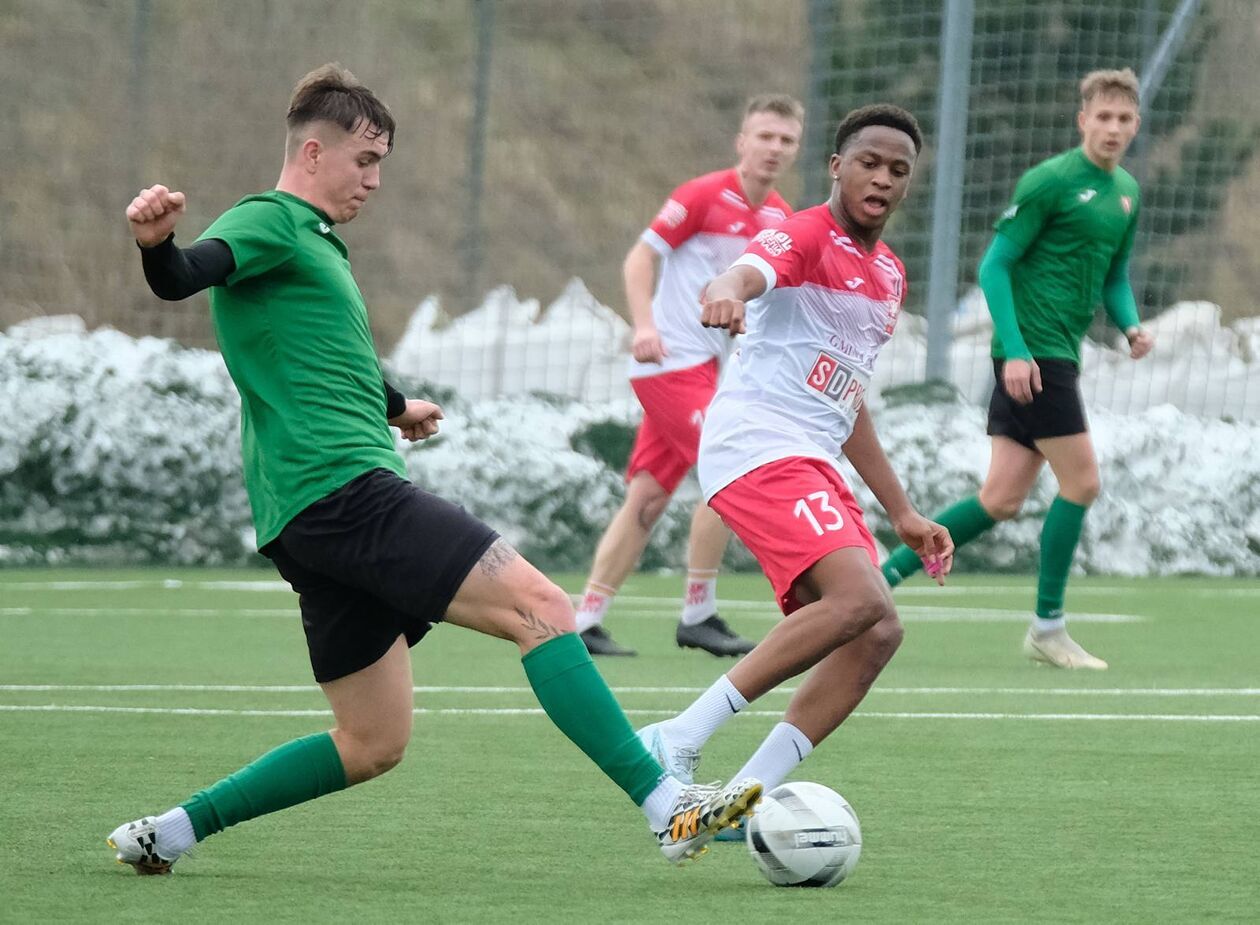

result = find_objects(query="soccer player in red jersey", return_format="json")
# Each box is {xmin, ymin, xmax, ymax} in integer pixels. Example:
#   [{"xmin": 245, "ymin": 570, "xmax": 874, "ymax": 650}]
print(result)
[
  {"xmin": 577, "ymin": 95, "xmax": 804, "ymax": 657},
  {"xmin": 637, "ymin": 105, "xmax": 954, "ymax": 798}
]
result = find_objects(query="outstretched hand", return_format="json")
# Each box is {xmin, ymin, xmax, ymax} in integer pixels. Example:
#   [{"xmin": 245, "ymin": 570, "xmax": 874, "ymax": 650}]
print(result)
[
  {"xmin": 127, "ymin": 185, "xmax": 187, "ymax": 247},
  {"xmin": 390, "ymin": 400, "xmax": 444, "ymax": 442},
  {"xmin": 892, "ymin": 511, "xmax": 954, "ymax": 586}
]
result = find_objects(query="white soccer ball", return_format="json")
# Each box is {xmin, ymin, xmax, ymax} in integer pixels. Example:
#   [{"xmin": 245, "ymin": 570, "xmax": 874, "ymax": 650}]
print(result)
[{"xmin": 745, "ymin": 781, "xmax": 862, "ymax": 887}]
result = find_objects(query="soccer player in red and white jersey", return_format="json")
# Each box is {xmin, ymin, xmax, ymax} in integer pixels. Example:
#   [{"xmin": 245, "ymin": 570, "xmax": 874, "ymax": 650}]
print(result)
[
  {"xmin": 637, "ymin": 105, "xmax": 955, "ymax": 799},
  {"xmin": 577, "ymin": 95, "xmax": 804, "ymax": 658}
]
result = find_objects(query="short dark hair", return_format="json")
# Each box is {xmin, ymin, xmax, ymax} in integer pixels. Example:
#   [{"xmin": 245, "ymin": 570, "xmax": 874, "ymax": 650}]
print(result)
[
  {"xmin": 743, "ymin": 93, "xmax": 805, "ymax": 126},
  {"xmin": 286, "ymin": 63, "xmax": 395, "ymax": 156},
  {"xmin": 833, "ymin": 104, "xmax": 923, "ymax": 155}
]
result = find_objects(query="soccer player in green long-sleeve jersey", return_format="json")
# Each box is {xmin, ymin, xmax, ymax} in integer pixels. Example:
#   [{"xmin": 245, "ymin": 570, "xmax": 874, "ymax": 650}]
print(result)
[
  {"xmin": 881, "ymin": 68, "xmax": 1155, "ymax": 669},
  {"xmin": 106, "ymin": 64, "xmax": 760, "ymax": 876}
]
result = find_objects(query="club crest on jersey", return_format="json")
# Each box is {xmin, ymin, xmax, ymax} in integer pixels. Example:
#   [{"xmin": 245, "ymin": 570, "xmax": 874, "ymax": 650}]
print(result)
[
  {"xmin": 1120, "ymin": 195, "xmax": 1132, "ymax": 214},
  {"xmin": 728, "ymin": 221, "xmax": 746, "ymax": 233},
  {"xmin": 657, "ymin": 198, "xmax": 688, "ymax": 229},
  {"xmin": 805, "ymin": 351, "xmax": 866, "ymax": 412},
  {"xmin": 754, "ymin": 228, "xmax": 793, "ymax": 256},
  {"xmin": 1078, "ymin": 189, "xmax": 1098, "ymax": 203}
]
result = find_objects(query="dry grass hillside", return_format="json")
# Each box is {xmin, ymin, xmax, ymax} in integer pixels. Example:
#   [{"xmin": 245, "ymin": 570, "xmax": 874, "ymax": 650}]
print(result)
[{"xmin": 2, "ymin": 0, "xmax": 1257, "ymax": 350}]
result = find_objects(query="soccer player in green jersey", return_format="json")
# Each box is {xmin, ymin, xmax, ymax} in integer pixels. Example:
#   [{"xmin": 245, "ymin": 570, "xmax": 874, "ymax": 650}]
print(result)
[
  {"xmin": 107, "ymin": 64, "xmax": 760, "ymax": 875},
  {"xmin": 881, "ymin": 68, "xmax": 1154, "ymax": 669}
]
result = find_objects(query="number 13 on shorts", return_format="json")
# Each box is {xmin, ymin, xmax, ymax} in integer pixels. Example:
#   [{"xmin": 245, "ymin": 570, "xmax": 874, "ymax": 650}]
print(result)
[{"xmin": 794, "ymin": 491, "xmax": 844, "ymax": 536}]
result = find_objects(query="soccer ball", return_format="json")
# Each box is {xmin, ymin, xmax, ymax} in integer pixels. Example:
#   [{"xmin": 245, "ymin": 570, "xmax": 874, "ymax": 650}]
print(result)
[{"xmin": 745, "ymin": 781, "xmax": 862, "ymax": 887}]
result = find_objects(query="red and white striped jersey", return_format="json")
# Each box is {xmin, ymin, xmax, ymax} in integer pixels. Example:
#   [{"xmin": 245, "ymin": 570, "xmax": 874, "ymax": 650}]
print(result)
[
  {"xmin": 698, "ymin": 203, "xmax": 907, "ymax": 499},
  {"xmin": 632, "ymin": 168, "xmax": 791, "ymax": 379}
]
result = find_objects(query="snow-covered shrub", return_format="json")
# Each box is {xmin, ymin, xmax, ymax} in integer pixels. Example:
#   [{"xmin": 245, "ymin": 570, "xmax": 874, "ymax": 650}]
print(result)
[
  {"xmin": 0, "ymin": 318, "xmax": 250, "ymax": 565},
  {"xmin": 2, "ymin": 318, "xmax": 1257, "ymax": 575}
]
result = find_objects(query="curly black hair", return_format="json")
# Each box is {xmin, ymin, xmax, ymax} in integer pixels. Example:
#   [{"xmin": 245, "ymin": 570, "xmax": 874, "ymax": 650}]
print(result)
[{"xmin": 833, "ymin": 104, "xmax": 922, "ymax": 155}]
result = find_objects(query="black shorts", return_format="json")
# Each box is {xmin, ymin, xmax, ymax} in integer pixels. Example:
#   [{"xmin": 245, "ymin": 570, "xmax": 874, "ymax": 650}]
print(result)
[
  {"xmin": 986, "ymin": 358, "xmax": 1088, "ymax": 451},
  {"xmin": 261, "ymin": 468, "xmax": 498, "ymax": 683}
]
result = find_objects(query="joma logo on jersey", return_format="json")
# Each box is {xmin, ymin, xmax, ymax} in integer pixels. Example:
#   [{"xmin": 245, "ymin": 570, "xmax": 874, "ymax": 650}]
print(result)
[{"xmin": 806, "ymin": 351, "xmax": 866, "ymax": 410}]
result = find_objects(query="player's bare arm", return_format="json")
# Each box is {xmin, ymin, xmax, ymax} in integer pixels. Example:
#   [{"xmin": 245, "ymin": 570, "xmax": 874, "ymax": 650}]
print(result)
[
  {"xmin": 842, "ymin": 404, "xmax": 953, "ymax": 582},
  {"xmin": 700, "ymin": 264, "xmax": 766, "ymax": 336},
  {"xmin": 126, "ymin": 185, "xmax": 187, "ymax": 247},
  {"xmin": 623, "ymin": 241, "xmax": 668, "ymax": 362},
  {"xmin": 388, "ymin": 399, "xmax": 444, "ymax": 442}
]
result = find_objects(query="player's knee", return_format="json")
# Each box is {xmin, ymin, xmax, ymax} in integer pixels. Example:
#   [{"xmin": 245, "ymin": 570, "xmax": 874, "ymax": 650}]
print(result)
[
  {"xmin": 979, "ymin": 491, "xmax": 1023, "ymax": 521},
  {"xmin": 338, "ymin": 729, "xmax": 409, "ymax": 783},
  {"xmin": 824, "ymin": 588, "xmax": 893, "ymax": 642},
  {"xmin": 1064, "ymin": 476, "xmax": 1101, "ymax": 506},
  {"xmin": 866, "ymin": 613, "xmax": 904, "ymax": 664},
  {"xmin": 369, "ymin": 740, "xmax": 408, "ymax": 778},
  {"xmin": 517, "ymin": 575, "xmax": 576, "ymax": 636},
  {"xmin": 634, "ymin": 490, "xmax": 670, "ymax": 528}
]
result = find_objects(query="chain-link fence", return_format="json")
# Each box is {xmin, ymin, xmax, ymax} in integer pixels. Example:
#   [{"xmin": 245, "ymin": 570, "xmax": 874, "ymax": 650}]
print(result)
[{"xmin": 3, "ymin": 0, "xmax": 1258, "ymax": 417}]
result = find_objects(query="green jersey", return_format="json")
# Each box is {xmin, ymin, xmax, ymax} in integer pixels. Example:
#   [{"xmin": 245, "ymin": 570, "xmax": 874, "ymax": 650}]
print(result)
[
  {"xmin": 991, "ymin": 147, "xmax": 1140, "ymax": 363},
  {"xmin": 197, "ymin": 190, "xmax": 405, "ymax": 547}
]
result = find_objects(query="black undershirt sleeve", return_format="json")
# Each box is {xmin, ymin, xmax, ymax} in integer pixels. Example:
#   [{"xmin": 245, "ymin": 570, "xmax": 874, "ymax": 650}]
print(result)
[
  {"xmin": 138, "ymin": 233, "xmax": 408, "ymax": 418},
  {"xmin": 383, "ymin": 379, "xmax": 408, "ymax": 420},
  {"xmin": 138, "ymin": 235, "xmax": 235, "ymax": 301}
]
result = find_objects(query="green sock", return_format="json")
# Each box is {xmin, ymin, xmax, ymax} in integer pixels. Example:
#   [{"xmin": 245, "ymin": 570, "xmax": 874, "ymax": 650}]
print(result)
[
  {"xmin": 881, "ymin": 495, "xmax": 997, "ymax": 586},
  {"xmin": 181, "ymin": 732, "xmax": 347, "ymax": 841},
  {"xmin": 1037, "ymin": 496, "xmax": 1088, "ymax": 619},
  {"xmin": 522, "ymin": 633, "xmax": 664, "ymax": 806}
]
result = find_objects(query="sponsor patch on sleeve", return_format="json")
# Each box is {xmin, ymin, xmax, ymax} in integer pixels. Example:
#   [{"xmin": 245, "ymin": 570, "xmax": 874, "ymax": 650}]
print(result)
[
  {"xmin": 753, "ymin": 228, "xmax": 793, "ymax": 257},
  {"xmin": 657, "ymin": 198, "xmax": 688, "ymax": 229},
  {"xmin": 1000, "ymin": 204, "xmax": 1018, "ymax": 221}
]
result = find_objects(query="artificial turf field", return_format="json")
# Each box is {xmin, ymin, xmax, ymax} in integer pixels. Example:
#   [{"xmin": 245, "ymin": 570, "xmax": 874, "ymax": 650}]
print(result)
[{"xmin": 1, "ymin": 568, "xmax": 1257, "ymax": 923}]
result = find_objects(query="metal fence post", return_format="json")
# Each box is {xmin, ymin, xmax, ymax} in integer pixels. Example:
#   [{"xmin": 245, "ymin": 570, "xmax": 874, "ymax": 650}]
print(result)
[
  {"xmin": 924, "ymin": 0, "xmax": 973, "ymax": 384},
  {"xmin": 464, "ymin": 0, "xmax": 495, "ymax": 310},
  {"xmin": 805, "ymin": 0, "xmax": 840, "ymax": 203}
]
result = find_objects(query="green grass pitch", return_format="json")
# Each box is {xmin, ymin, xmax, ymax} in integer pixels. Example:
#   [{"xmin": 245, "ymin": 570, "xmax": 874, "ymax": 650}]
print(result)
[{"xmin": 1, "ymin": 568, "xmax": 1257, "ymax": 923}]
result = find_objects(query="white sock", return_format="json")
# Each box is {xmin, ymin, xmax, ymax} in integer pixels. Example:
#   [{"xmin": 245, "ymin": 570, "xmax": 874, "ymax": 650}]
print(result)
[
  {"xmin": 641, "ymin": 775, "xmax": 685, "ymax": 830},
  {"xmin": 665, "ymin": 674, "xmax": 748, "ymax": 748},
  {"xmin": 154, "ymin": 806, "xmax": 197, "ymax": 858},
  {"xmin": 732, "ymin": 722, "xmax": 814, "ymax": 792},
  {"xmin": 679, "ymin": 571, "xmax": 718, "ymax": 627},
  {"xmin": 1032, "ymin": 615, "xmax": 1066, "ymax": 635},
  {"xmin": 575, "ymin": 582, "xmax": 616, "ymax": 633}
]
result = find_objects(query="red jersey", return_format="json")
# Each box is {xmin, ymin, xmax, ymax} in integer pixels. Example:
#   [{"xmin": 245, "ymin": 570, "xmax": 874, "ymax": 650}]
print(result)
[
  {"xmin": 633, "ymin": 168, "xmax": 791, "ymax": 378},
  {"xmin": 698, "ymin": 203, "xmax": 907, "ymax": 498}
]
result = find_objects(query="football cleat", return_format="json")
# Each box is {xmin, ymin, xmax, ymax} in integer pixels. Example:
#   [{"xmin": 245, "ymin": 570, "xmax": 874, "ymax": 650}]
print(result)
[
  {"xmin": 106, "ymin": 817, "xmax": 177, "ymax": 875},
  {"xmin": 1023, "ymin": 625, "xmax": 1108, "ymax": 670},
  {"xmin": 580, "ymin": 625, "xmax": 637, "ymax": 657},
  {"xmin": 656, "ymin": 778, "xmax": 762, "ymax": 864},
  {"xmin": 676, "ymin": 614, "xmax": 755, "ymax": 657},
  {"xmin": 637, "ymin": 721, "xmax": 701, "ymax": 785}
]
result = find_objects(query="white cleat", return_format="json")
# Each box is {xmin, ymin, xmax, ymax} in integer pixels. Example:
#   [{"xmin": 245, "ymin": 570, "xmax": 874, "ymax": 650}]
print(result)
[
  {"xmin": 637, "ymin": 721, "xmax": 701, "ymax": 785},
  {"xmin": 1024, "ymin": 626, "xmax": 1108, "ymax": 670},
  {"xmin": 106, "ymin": 817, "xmax": 177, "ymax": 875},
  {"xmin": 655, "ymin": 778, "xmax": 763, "ymax": 865}
]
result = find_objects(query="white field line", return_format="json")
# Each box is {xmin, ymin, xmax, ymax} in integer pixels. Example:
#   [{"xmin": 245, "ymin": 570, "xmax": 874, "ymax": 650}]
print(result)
[
  {"xmin": 0, "ymin": 703, "xmax": 1257, "ymax": 722},
  {"xmin": 3, "ymin": 684, "xmax": 1259, "ymax": 697},
  {"xmin": 0, "ymin": 605, "xmax": 1146, "ymax": 623}
]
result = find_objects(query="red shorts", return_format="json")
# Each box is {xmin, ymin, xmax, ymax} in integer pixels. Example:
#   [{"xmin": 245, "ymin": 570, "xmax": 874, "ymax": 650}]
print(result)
[
  {"xmin": 626, "ymin": 359, "xmax": 719, "ymax": 494},
  {"xmin": 709, "ymin": 456, "xmax": 878, "ymax": 615}
]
